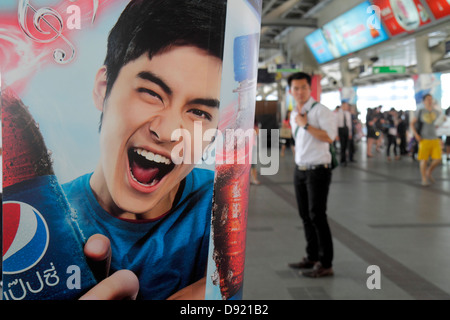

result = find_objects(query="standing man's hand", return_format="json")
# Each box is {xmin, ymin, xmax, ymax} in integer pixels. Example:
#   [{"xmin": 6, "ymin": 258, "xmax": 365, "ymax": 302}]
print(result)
[{"xmin": 296, "ymin": 113, "xmax": 308, "ymax": 128}]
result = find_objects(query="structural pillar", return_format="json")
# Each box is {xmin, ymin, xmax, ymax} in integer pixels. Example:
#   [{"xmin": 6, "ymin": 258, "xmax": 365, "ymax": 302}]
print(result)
[{"xmin": 415, "ymin": 34, "xmax": 433, "ymax": 74}]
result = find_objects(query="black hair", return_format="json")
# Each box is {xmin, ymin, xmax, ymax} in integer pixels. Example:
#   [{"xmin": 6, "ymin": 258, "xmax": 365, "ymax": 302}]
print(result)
[
  {"xmin": 287, "ymin": 72, "xmax": 312, "ymax": 88},
  {"xmin": 103, "ymin": 0, "xmax": 227, "ymax": 99},
  {"xmin": 285, "ymin": 110, "xmax": 291, "ymax": 120},
  {"xmin": 422, "ymin": 93, "xmax": 432, "ymax": 101}
]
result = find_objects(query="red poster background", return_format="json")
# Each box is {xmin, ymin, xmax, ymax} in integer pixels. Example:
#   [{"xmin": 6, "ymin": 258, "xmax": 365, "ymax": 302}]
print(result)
[
  {"xmin": 425, "ymin": 0, "xmax": 450, "ymax": 20},
  {"xmin": 373, "ymin": 0, "xmax": 430, "ymax": 36}
]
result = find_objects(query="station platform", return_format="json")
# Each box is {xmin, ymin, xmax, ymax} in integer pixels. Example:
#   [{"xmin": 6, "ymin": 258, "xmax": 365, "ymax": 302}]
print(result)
[{"xmin": 243, "ymin": 142, "xmax": 450, "ymax": 300}]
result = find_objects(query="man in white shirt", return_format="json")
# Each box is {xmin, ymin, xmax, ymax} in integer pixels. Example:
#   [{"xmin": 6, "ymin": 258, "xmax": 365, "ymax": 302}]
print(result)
[
  {"xmin": 287, "ymin": 72, "xmax": 337, "ymax": 278},
  {"xmin": 336, "ymin": 101, "xmax": 353, "ymax": 165}
]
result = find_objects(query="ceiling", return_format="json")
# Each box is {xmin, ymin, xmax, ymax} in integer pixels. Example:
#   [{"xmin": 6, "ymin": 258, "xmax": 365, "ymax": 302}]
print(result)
[
  {"xmin": 260, "ymin": 0, "xmax": 320, "ymax": 40},
  {"xmin": 259, "ymin": 0, "xmax": 327, "ymax": 61},
  {"xmin": 258, "ymin": 0, "xmax": 450, "ymax": 88}
]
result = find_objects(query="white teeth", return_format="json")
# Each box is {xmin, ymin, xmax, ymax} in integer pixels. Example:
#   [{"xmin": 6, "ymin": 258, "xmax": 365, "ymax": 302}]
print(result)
[{"xmin": 134, "ymin": 148, "xmax": 171, "ymax": 165}]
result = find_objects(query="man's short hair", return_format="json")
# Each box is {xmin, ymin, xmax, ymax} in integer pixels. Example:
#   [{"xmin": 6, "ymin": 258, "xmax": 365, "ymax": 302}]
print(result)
[
  {"xmin": 422, "ymin": 93, "xmax": 432, "ymax": 101},
  {"xmin": 103, "ymin": 0, "xmax": 227, "ymax": 99},
  {"xmin": 287, "ymin": 72, "xmax": 312, "ymax": 88}
]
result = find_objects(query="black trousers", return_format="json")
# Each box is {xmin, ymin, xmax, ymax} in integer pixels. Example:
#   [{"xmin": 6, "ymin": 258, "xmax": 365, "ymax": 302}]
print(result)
[
  {"xmin": 386, "ymin": 134, "xmax": 398, "ymax": 157},
  {"xmin": 338, "ymin": 127, "xmax": 349, "ymax": 163},
  {"xmin": 294, "ymin": 167, "xmax": 333, "ymax": 268},
  {"xmin": 348, "ymin": 137, "xmax": 355, "ymax": 161},
  {"xmin": 399, "ymin": 135, "xmax": 407, "ymax": 155}
]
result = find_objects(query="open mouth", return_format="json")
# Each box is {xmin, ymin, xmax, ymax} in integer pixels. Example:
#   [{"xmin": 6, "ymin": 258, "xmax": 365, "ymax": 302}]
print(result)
[{"xmin": 128, "ymin": 147, "xmax": 175, "ymax": 187}]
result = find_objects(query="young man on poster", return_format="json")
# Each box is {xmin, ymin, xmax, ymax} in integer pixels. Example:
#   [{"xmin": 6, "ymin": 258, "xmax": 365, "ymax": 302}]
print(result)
[
  {"xmin": 60, "ymin": 0, "xmax": 227, "ymax": 299},
  {"xmin": 287, "ymin": 72, "xmax": 337, "ymax": 278}
]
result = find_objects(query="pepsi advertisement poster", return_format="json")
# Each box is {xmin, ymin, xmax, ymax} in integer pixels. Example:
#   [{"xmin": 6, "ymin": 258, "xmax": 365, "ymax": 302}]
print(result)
[{"xmin": 1, "ymin": 0, "xmax": 262, "ymax": 300}]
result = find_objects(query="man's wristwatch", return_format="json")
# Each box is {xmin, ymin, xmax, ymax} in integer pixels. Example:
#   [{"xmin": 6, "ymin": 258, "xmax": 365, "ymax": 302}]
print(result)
[{"xmin": 303, "ymin": 123, "xmax": 309, "ymax": 130}]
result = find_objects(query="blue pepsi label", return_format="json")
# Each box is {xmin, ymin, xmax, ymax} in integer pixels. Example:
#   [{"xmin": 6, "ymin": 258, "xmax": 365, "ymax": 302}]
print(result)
[{"xmin": 2, "ymin": 175, "xmax": 97, "ymax": 300}]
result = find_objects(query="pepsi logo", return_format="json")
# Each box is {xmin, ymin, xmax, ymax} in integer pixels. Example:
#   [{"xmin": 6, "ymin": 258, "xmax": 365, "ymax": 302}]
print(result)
[{"xmin": 3, "ymin": 201, "xmax": 50, "ymax": 274}]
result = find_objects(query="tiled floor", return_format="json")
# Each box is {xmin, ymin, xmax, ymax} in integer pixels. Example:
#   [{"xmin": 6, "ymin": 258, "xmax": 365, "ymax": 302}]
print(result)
[{"xmin": 243, "ymin": 141, "xmax": 450, "ymax": 300}]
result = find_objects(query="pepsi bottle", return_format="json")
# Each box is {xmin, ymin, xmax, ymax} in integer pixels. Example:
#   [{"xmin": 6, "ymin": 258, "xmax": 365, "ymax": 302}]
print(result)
[
  {"xmin": 2, "ymin": 89, "xmax": 97, "ymax": 300},
  {"xmin": 211, "ymin": 33, "xmax": 259, "ymax": 300}
]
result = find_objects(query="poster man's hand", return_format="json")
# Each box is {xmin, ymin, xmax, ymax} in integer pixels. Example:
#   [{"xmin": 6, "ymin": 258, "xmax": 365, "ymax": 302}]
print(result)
[{"xmin": 80, "ymin": 234, "xmax": 139, "ymax": 300}]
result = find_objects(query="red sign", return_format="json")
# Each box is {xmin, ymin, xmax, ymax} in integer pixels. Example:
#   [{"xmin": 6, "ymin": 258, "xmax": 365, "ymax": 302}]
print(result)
[
  {"xmin": 373, "ymin": 0, "xmax": 431, "ymax": 36},
  {"xmin": 311, "ymin": 74, "xmax": 322, "ymax": 101},
  {"xmin": 425, "ymin": 0, "xmax": 450, "ymax": 20}
]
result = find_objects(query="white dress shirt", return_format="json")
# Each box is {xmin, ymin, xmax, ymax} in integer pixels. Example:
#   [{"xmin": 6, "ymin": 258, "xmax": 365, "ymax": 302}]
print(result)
[
  {"xmin": 290, "ymin": 97, "xmax": 337, "ymax": 166},
  {"xmin": 336, "ymin": 109, "xmax": 352, "ymax": 129}
]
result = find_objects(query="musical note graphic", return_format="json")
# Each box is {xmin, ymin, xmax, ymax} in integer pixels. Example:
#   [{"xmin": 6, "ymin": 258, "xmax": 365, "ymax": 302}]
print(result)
[
  {"xmin": 91, "ymin": 0, "xmax": 99, "ymax": 23},
  {"xmin": 18, "ymin": 0, "xmax": 76, "ymax": 64}
]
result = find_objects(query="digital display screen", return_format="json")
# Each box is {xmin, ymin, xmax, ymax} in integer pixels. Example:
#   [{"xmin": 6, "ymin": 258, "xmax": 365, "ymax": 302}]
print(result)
[
  {"xmin": 305, "ymin": 29, "xmax": 336, "ymax": 64},
  {"xmin": 305, "ymin": 1, "xmax": 390, "ymax": 64}
]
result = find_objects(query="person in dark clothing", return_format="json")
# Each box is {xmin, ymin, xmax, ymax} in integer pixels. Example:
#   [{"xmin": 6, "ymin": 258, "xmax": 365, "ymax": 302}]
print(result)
[
  {"xmin": 336, "ymin": 101, "xmax": 352, "ymax": 165},
  {"xmin": 366, "ymin": 108, "xmax": 379, "ymax": 157},
  {"xmin": 397, "ymin": 110, "xmax": 408, "ymax": 156},
  {"xmin": 386, "ymin": 108, "xmax": 400, "ymax": 161}
]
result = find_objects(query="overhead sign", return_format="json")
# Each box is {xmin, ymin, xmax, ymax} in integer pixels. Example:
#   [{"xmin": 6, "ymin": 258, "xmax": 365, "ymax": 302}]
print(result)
[
  {"xmin": 373, "ymin": 0, "xmax": 431, "ymax": 36},
  {"xmin": 321, "ymin": 1, "xmax": 390, "ymax": 56},
  {"xmin": 305, "ymin": 29, "xmax": 336, "ymax": 64},
  {"xmin": 267, "ymin": 63, "xmax": 301, "ymax": 73},
  {"xmin": 306, "ymin": 1, "xmax": 390, "ymax": 64},
  {"xmin": 276, "ymin": 64, "xmax": 301, "ymax": 73},
  {"xmin": 373, "ymin": 66, "xmax": 407, "ymax": 74},
  {"xmin": 425, "ymin": 0, "xmax": 450, "ymax": 20}
]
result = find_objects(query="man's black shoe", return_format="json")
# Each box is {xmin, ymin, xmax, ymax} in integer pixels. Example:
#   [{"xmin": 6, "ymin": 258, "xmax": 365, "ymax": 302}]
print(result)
[
  {"xmin": 288, "ymin": 257, "xmax": 317, "ymax": 269},
  {"xmin": 301, "ymin": 262, "xmax": 334, "ymax": 278}
]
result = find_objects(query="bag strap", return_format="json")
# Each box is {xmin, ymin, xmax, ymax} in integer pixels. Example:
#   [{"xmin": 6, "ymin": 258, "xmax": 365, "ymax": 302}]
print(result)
[{"xmin": 294, "ymin": 101, "xmax": 318, "ymax": 138}]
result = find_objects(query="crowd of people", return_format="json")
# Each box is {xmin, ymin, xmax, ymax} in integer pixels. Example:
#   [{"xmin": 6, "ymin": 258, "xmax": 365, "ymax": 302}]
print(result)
[
  {"xmin": 332, "ymin": 101, "xmax": 362, "ymax": 165},
  {"xmin": 365, "ymin": 105, "xmax": 410, "ymax": 161},
  {"xmin": 277, "ymin": 99, "xmax": 450, "ymax": 178},
  {"xmin": 364, "ymin": 103, "xmax": 449, "ymax": 167}
]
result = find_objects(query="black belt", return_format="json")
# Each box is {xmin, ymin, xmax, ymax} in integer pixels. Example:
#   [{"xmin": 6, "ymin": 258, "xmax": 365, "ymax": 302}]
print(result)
[{"xmin": 297, "ymin": 164, "xmax": 331, "ymax": 171}]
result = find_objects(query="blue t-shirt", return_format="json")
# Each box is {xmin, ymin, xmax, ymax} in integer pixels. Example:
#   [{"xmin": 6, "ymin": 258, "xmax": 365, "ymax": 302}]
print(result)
[{"xmin": 62, "ymin": 168, "xmax": 214, "ymax": 300}]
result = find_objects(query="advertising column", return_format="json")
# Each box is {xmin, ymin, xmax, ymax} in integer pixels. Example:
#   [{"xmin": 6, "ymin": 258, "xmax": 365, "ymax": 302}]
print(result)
[
  {"xmin": 2, "ymin": 0, "xmax": 232, "ymax": 300},
  {"xmin": 206, "ymin": 0, "xmax": 262, "ymax": 300}
]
